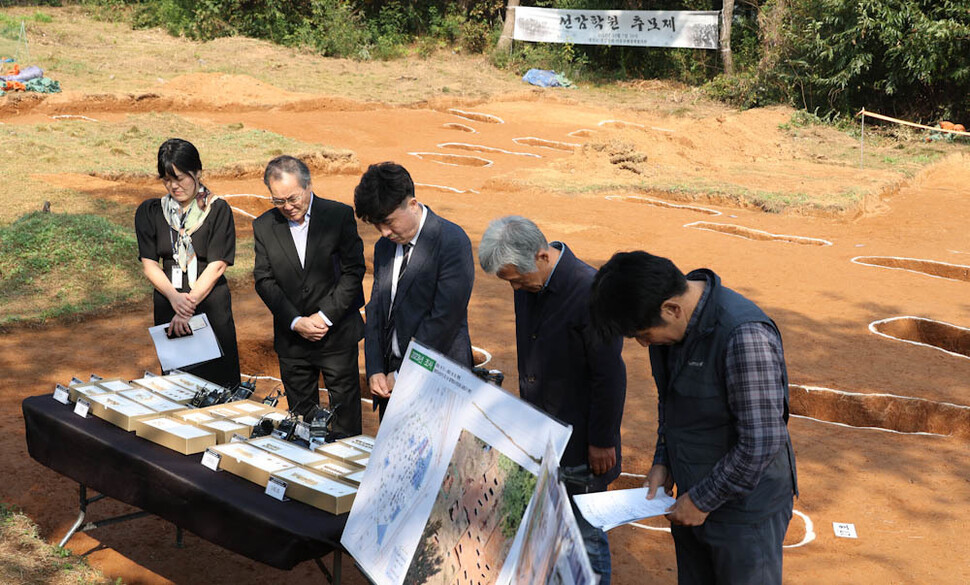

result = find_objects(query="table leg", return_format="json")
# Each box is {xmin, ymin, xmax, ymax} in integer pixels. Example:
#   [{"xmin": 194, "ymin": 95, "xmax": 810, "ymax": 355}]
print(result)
[
  {"xmin": 57, "ymin": 483, "xmax": 152, "ymax": 548},
  {"xmin": 57, "ymin": 484, "xmax": 89, "ymax": 548}
]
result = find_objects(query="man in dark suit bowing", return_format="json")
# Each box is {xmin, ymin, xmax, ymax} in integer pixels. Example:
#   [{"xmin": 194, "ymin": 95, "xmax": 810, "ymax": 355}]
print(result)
[
  {"xmin": 353, "ymin": 162, "xmax": 475, "ymax": 419},
  {"xmin": 253, "ymin": 155, "xmax": 366, "ymax": 436},
  {"xmin": 479, "ymin": 216, "xmax": 626, "ymax": 585}
]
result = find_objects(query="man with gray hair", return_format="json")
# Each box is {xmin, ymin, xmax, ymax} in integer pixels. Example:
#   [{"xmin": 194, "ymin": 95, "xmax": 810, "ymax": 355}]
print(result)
[
  {"xmin": 253, "ymin": 155, "xmax": 366, "ymax": 436},
  {"xmin": 479, "ymin": 216, "xmax": 626, "ymax": 584}
]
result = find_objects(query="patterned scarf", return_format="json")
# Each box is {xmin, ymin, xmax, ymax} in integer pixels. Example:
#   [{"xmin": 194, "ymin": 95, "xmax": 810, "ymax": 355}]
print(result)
[{"xmin": 161, "ymin": 184, "xmax": 218, "ymax": 288}]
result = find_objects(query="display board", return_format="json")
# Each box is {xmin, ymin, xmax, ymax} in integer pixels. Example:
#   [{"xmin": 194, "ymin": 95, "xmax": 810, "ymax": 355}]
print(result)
[
  {"xmin": 342, "ymin": 341, "xmax": 572, "ymax": 585},
  {"xmin": 513, "ymin": 7, "xmax": 720, "ymax": 50}
]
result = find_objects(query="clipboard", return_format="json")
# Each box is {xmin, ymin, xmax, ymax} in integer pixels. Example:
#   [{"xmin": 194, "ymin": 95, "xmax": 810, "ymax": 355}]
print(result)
[{"xmin": 149, "ymin": 313, "xmax": 223, "ymax": 372}]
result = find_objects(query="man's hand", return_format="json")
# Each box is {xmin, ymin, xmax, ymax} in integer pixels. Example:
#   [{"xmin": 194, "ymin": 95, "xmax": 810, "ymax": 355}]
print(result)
[
  {"xmin": 369, "ymin": 373, "xmax": 393, "ymax": 399},
  {"xmin": 167, "ymin": 313, "xmax": 192, "ymax": 337},
  {"xmin": 293, "ymin": 316, "xmax": 328, "ymax": 342},
  {"xmin": 645, "ymin": 464, "xmax": 674, "ymax": 499},
  {"xmin": 665, "ymin": 492, "xmax": 709, "ymax": 526},
  {"xmin": 588, "ymin": 445, "xmax": 616, "ymax": 475},
  {"xmin": 169, "ymin": 292, "xmax": 197, "ymax": 319}
]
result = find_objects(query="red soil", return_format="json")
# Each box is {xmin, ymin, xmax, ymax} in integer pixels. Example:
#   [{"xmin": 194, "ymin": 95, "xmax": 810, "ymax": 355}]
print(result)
[{"xmin": 2, "ymin": 80, "xmax": 969, "ymax": 584}]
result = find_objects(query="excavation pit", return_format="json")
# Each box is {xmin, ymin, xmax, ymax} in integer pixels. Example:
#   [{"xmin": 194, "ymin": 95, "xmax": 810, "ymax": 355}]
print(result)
[
  {"xmin": 447, "ymin": 108, "xmax": 504, "ymax": 124},
  {"xmin": 683, "ymin": 221, "xmax": 832, "ymax": 246},
  {"xmin": 512, "ymin": 137, "xmax": 580, "ymax": 151},
  {"xmin": 437, "ymin": 142, "xmax": 540, "ymax": 158},
  {"xmin": 408, "ymin": 152, "xmax": 493, "ymax": 168},
  {"xmin": 415, "ymin": 182, "xmax": 479, "ymax": 195},
  {"xmin": 789, "ymin": 384, "xmax": 970, "ymax": 439},
  {"xmin": 443, "ymin": 122, "xmax": 477, "ymax": 133},
  {"xmin": 869, "ymin": 317, "xmax": 970, "ymax": 360},
  {"xmin": 852, "ymin": 256, "xmax": 970, "ymax": 283},
  {"xmin": 606, "ymin": 195, "xmax": 721, "ymax": 216}
]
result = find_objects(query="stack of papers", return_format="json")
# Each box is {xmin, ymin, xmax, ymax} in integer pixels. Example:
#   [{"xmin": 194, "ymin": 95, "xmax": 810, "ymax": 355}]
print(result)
[{"xmin": 572, "ymin": 487, "xmax": 677, "ymax": 531}]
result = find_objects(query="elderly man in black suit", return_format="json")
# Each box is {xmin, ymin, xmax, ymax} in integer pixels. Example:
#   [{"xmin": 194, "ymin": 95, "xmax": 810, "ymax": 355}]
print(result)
[
  {"xmin": 253, "ymin": 155, "xmax": 366, "ymax": 436},
  {"xmin": 354, "ymin": 162, "xmax": 474, "ymax": 419},
  {"xmin": 479, "ymin": 215, "xmax": 626, "ymax": 585}
]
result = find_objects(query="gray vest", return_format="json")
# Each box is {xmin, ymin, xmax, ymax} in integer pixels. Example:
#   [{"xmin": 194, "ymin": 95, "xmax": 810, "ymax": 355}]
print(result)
[{"xmin": 650, "ymin": 270, "xmax": 797, "ymax": 523}]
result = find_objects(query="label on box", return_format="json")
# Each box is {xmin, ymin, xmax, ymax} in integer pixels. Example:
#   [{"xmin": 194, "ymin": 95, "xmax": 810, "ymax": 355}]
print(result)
[
  {"xmin": 205, "ymin": 420, "xmax": 246, "ymax": 432},
  {"xmin": 74, "ymin": 399, "xmax": 91, "ymax": 418},
  {"xmin": 318, "ymin": 442, "xmax": 363, "ymax": 460},
  {"xmin": 250, "ymin": 437, "xmax": 325, "ymax": 466},
  {"xmin": 295, "ymin": 422, "xmax": 311, "ymax": 441},
  {"xmin": 265, "ymin": 477, "xmax": 288, "ymax": 501},
  {"xmin": 53, "ymin": 385, "xmax": 70, "ymax": 405},
  {"xmin": 345, "ymin": 436, "xmax": 375, "ymax": 452},
  {"xmin": 70, "ymin": 377, "xmax": 85, "ymax": 386},
  {"xmin": 230, "ymin": 433, "xmax": 248, "ymax": 443},
  {"xmin": 277, "ymin": 467, "xmax": 357, "ymax": 496},
  {"xmin": 179, "ymin": 412, "xmax": 216, "ymax": 424},
  {"xmin": 201, "ymin": 449, "xmax": 222, "ymax": 471},
  {"xmin": 262, "ymin": 412, "xmax": 287, "ymax": 422},
  {"xmin": 89, "ymin": 374, "xmax": 103, "ymax": 382},
  {"xmin": 100, "ymin": 380, "xmax": 133, "ymax": 392}
]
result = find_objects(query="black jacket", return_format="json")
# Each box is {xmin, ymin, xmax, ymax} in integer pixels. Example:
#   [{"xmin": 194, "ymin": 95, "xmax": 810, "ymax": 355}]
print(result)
[
  {"xmin": 363, "ymin": 206, "xmax": 474, "ymax": 377},
  {"xmin": 514, "ymin": 243, "xmax": 626, "ymax": 489},
  {"xmin": 253, "ymin": 196, "xmax": 365, "ymax": 358}
]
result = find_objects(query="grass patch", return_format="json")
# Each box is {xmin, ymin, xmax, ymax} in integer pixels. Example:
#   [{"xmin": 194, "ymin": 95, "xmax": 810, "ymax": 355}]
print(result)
[
  {"xmin": 0, "ymin": 211, "xmax": 145, "ymax": 327},
  {"xmin": 0, "ymin": 502, "xmax": 120, "ymax": 585},
  {"xmin": 0, "ymin": 113, "xmax": 343, "ymax": 225}
]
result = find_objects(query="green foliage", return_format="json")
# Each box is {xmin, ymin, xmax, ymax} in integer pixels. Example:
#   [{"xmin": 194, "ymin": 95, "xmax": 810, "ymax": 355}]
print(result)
[
  {"xmin": 497, "ymin": 455, "xmax": 537, "ymax": 539},
  {"xmin": 765, "ymin": 0, "xmax": 970, "ymax": 120}
]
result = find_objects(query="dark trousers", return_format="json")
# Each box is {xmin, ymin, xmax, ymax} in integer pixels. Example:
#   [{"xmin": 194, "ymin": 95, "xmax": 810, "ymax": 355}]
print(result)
[
  {"xmin": 671, "ymin": 502, "xmax": 792, "ymax": 585},
  {"xmin": 278, "ymin": 344, "xmax": 362, "ymax": 437}
]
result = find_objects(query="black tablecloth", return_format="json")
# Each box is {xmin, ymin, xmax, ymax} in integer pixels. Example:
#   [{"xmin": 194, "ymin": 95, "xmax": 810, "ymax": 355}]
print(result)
[{"xmin": 23, "ymin": 394, "xmax": 347, "ymax": 570}]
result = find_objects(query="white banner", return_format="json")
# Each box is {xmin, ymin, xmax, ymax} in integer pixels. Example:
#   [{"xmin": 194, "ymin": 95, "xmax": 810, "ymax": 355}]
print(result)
[{"xmin": 513, "ymin": 7, "xmax": 720, "ymax": 50}]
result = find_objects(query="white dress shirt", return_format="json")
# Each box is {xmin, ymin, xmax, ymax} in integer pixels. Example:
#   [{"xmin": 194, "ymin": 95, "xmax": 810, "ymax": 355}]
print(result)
[
  {"xmin": 288, "ymin": 196, "xmax": 332, "ymax": 330},
  {"xmin": 390, "ymin": 203, "xmax": 428, "ymax": 358}
]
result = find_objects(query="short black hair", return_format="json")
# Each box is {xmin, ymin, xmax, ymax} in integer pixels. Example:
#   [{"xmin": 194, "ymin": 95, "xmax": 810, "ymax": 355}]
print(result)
[
  {"xmin": 263, "ymin": 155, "xmax": 311, "ymax": 189},
  {"xmin": 589, "ymin": 251, "xmax": 688, "ymax": 338},
  {"xmin": 157, "ymin": 138, "xmax": 202, "ymax": 179},
  {"xmin": 353, "ymin": 162, "xmax": 414, "ymax": 224}
]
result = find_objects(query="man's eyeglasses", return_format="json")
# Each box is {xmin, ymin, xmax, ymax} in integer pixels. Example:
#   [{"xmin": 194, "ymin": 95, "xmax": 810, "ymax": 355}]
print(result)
[{"xmin": 271, "ymin": 192, "xmax": 305, "ymax": 207}]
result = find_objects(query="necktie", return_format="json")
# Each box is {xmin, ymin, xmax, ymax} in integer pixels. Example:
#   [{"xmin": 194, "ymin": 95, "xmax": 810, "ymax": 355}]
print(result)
[{"xmin": 397, "ymin": 243, "xmax": 412, "ymax": 282}]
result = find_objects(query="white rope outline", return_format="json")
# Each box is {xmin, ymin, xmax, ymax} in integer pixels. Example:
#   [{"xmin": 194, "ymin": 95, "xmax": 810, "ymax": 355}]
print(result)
[
  {"xmin": 785, "ymin": 510, "xmax": 816, "ymax": 548},
  {"xmin": 415, "ymin": 182, "xmax": 480, "ymax": 194},
  {"xmin": 868, "ymin": 316, "xmax": 970, "ymax": 361},
  {"xmin": 683, "ymin": 221, "xmax": 834, "ymax": 246},
  {"xmin": 436, "ymin": 142, "xmax": 541, "ymax": 158},
  {"xmin": 511, "ymin": 137, "xmax": 580, "ymax": 151},
  {"xmin": 606, "ymin": 195, "xmax": 722, "ymax": 216},
  {"xmin": 597, "ymin": 119, "xmax": 675, "ymax": 133},
  {"xmin": 850, "ymin": 255, "xmax": 970, "ymax": 282},
  {"xmin": 447, "ymin": 108, "xmax": 504, "ymax": 124},
  {"xmin": 443, "ymin": 122, "xmax": 478, "ymax": 133},
  {"xmin": 408, "ymin": 151, "xmax": 493, "ymax": 168}
]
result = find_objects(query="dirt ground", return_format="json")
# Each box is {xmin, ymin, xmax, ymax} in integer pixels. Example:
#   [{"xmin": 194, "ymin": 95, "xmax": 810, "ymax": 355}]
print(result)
[{"xmin": 2, "ymin": 20, "xmax": 970, "ymax": 585}]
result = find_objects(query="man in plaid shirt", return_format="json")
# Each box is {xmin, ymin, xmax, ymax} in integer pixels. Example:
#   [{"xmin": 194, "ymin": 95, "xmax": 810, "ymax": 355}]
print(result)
[{"xmin": 589, "ymin": 251, "xmax": 797, "ymax": 585}]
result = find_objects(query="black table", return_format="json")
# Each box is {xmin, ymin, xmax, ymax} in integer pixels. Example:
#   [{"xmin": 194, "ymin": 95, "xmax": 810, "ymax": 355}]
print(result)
[{"xmin": 22, "ymin": 394, "xmax": 348, "ymax": 582}]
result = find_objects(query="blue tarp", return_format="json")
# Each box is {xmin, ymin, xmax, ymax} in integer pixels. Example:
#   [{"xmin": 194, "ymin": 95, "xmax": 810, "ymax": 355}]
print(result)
[{"xmin": 522, "ymin": 68, "xmax": 576, "ymax": 88}]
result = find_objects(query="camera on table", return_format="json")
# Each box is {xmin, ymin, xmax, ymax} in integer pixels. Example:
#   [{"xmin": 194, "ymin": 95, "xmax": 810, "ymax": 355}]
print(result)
[
  {"xmin": 473, "ymin": 367, "xmax": 505, "ymax": 388},
  {"xmin": 187, "ymin": 375, "xmax": 257, "ymax": 408}
]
